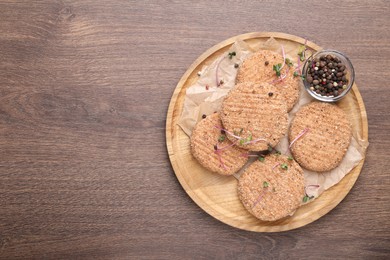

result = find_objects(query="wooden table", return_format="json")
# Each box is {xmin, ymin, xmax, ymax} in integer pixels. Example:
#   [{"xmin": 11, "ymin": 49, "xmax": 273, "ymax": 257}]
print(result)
[{"xmin": 0, "ymin": 1, "xmax": 389, "ymax": 259}]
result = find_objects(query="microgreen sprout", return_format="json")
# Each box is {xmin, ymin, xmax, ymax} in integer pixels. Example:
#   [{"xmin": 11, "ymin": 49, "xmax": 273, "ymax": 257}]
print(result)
[
  {"xmin": 271, "ymin": 66, "xmax": 290, "ymax": 84},
  {"xmin": 215, "ymin": 142, "xmax": 236, "ymax": 151},
  {"xmin": 214, "ymin": 126, "xmax": 242, "ymax": 140},
  {"xmin": 252, "ymin": 181, "xmax": 269, "ymax": 209},
  {"xmin": 215, "ymin": 151, "xmax": 227, "ymax": 170},
  {"xmin": 252, "ymin": 189, "xmax": 267, "ymax": 209},
  {"xmin": 281, "ymin": 163, "xmax": 288, "ymax": 170},
  {"xmin": 302, "ymin": 195, "xmax": 314, "ymax": 203},
  {"xmin": 298, "ymin": 39, "xmax": 314, "ymax": 64},
  {"xmin": 289, "ymin": 128, "xmax": 309, "ymax": 148},
  {"xmin": 272, "ymin": 162, "xmax": 280, "ymax": 170},
  {"xmin": 240, "ymin": 133, "xmax": 252, "ymax": 145},
  {"xmin": 298, "ymin": 44, "xmax": 306, "ymax": 62},
  {"xmin": 292, "ymin": 56, "xmax": 303, "ymax": 80},
  {"xmin": 273, "ymin": 63, "xmax": 282, "ymax": 77},
  {"xmin": 245, "ymin": 137, "xmax": 268, "ymax": 145},
  {"xmin": 214, "ymin": 126, "xmax": 266, "ymax": 146},
  {"xmin": 286, "ymin": 58, "xmax": 294, "ymax": 67},
  {"xmin": 272, "ymin": 45, "xmax": 287, "ymax": 80},
  {"xmin": 303, "ymin": 184, "xmax": 319, "ymax": 203},
  {"xmin": 213, "ymin": 142, "xmax": 238, "ymax": 170}
]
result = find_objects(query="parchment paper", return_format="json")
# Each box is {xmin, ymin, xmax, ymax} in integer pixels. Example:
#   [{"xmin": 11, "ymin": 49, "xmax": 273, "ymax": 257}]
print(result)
[{"xmin": 178, "ymin": 38, "xmax": 368, "ymax": 200}]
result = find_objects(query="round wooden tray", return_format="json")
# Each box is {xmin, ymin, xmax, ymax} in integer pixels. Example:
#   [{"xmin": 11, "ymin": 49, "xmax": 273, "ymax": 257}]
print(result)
[{"xmin": 166, "ymin": 32, "xmax": 368, "ymax": 232}]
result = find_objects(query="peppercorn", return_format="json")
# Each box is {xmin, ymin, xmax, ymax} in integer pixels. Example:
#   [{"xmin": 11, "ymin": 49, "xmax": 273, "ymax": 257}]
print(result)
[
  {"xmin": 265, "ymin": 61, "xmax": 269, "ymax": 66},
  {"xmin": 306, "ymin": 75, "xmax": 313, "ymax": 83},
  {"xmin": 305, "ymin": 54, "xmax": 349, "ymax": 97},
  {"xmin": 202, "ymin": 114, "xmax": 206, "ymax": 119}
]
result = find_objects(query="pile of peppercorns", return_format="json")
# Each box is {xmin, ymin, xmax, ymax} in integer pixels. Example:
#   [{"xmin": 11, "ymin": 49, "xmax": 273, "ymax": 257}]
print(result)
[{"xmin": 305, "ymin": 54, "xmax": 348, "ymax": 97}]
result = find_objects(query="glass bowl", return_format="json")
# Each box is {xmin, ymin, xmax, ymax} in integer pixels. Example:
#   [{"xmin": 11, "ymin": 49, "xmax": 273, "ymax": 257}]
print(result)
[{"xmin": 302, "ymin": 49, "xmax": 355, "ymax": 102}]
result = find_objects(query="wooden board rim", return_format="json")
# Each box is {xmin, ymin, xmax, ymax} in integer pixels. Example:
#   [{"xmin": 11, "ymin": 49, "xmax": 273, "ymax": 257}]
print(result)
[{"xmin": 166, "ymin": 32, "xmax": 368, "ymax": 232}]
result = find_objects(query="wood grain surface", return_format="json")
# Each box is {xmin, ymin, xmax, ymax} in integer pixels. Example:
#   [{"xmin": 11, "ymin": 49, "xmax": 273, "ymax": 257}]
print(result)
[{"xmin": 0, "ymin": 0, "xmax": 389, "ymax": 259}]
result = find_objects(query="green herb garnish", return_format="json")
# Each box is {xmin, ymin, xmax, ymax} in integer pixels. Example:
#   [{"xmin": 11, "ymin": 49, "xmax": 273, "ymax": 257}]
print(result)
[
  {"xmin": 258, "ymin": 156, "xmax": 265, "ymax": 162},
  {"xmin": 275, "ymin": 150, "xmax": 281, "ymax": 155},
  {"xmin": 218, "ymin": 135, "xmax": 226, "ymax": 142},
  {"xmin": 263, "ymin": 181, "xmax": 269, "ymax": 188},
  {"xmin": 286, "ymin": 58, "xmax": 293, "ymax": 67},
  {"xmin": 228, "ymin": 51, "xmax": 236, "ymax": 59},
  {"xmin": 240, "ymin": 133, "xmax": 252, "ymax": 145},
  {"xmin": 298, "ymin": 45, "xmax": 306, "ymax": 61},
  {"xmin": 287, "ymin": 156, "xmax": 293, "ymax": 161},
  {"xmin": 273, "ymin": 63, "xmax": 282, "ymax": 77},
  {"xmin": 303, "ymin": 195, "xmax": 315, "ymax": 203},
  {"xmin": 281, "ymin": 163, "xmax": 288, "ymax": 170},
  {"xmin": 293, "ymin": 71, "xmax": 299, "ymax": 77}
]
